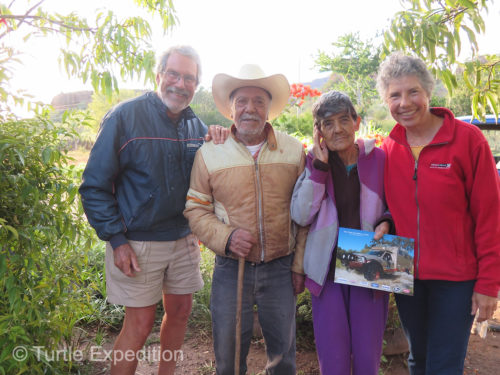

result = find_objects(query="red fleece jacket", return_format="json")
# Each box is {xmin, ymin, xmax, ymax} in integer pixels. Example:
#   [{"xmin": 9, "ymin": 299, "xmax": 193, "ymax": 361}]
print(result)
[{"xmin": 383, "ymin": 108, "xmax": 500, "ymax": 297}]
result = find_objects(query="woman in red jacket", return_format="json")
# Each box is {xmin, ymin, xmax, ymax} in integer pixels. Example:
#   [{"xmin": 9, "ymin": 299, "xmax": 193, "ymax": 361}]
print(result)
[{"xmin": 377, "ymin": 53, "xmax": 500, "ymax": 375}]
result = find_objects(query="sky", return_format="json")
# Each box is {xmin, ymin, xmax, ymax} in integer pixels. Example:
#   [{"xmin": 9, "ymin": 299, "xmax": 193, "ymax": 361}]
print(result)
[
  {"xmin": 338, "ymin": 228, "xmax": 415, "ymax": 257},
  {"xmin": 6, "ymin": 0, "xmax": 500, "ymax": 106},
  {"xmin": 338, "ymin": 228, "xmax": 375, "ymax": 252}
]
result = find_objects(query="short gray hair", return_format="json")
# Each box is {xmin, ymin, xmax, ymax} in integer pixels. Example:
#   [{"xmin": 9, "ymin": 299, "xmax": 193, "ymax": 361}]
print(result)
[
  {"xmin": 312, "ymin": 91, "xmax": 358, "ymax": 128},
  {"xmin": 376, "ymin": 53, "xmax": 434, "ymax": 100},
  {"xmin": 156, "ymin": 45, "xmax": 202, "ymax": 84}
]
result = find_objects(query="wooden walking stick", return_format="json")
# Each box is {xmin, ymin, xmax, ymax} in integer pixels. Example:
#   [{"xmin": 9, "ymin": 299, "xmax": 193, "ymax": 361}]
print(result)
[{"xmin": 234, "ymin": 257, "xmax": 245, "ymax": 375}]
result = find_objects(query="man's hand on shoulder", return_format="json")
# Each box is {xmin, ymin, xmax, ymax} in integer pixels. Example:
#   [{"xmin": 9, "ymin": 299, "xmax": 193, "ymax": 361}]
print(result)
[
  {"xmin": 113, "ymin": 243, "xmax": 141, "ymax": 277},
  {"xmin": 205, "ymin": 125, "xmax": 231, "ymax": 144},
  {"xmin": 228, "ymin": 229, "xmax": 257, "ymax": 258}
]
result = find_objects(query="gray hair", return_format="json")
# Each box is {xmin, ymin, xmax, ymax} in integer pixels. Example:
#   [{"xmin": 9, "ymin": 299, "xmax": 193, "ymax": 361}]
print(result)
[
  {"xmin": 312, "ymin": 91, "xmax": 358, "ymax": 128},
  {"xmin": 156, "ymin": 45, "xmax": 202, "ymax": 85},
  {"xmin": 376, "ymin": 53, "xmax": 434, "ymax": 100}
]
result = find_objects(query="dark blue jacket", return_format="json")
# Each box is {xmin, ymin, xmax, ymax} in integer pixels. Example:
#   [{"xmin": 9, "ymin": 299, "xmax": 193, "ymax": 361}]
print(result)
[{"xmin": 79, "ymin": 92, "xmax": 207, "ymax": 248}]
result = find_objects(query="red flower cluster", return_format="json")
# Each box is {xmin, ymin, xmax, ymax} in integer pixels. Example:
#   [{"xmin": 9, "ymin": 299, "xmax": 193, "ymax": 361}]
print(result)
[{"xmin": 290, "ymin": 83, "xmax": 321, "ymax": 107}]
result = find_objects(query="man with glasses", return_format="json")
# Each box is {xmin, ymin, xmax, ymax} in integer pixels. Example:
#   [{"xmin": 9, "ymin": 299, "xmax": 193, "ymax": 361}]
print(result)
[{"xmin": 80, "ymin": 45, "xmax": 219, "ymax": 375}]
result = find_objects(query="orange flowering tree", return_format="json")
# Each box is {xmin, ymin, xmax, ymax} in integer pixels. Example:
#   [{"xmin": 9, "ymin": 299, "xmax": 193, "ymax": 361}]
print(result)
[
  {"xmin": 273, "ymin": 83, "xmax": 322, "ymax": 139},
  {"xmin": 289, "ymin": 83, "xmax": 322, "ymax": 108}
]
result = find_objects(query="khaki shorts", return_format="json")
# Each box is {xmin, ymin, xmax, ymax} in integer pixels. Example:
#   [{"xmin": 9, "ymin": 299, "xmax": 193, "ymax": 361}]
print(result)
[{"xmin": 105, "ymin": 234, "xmax": 204, "ymax": 307}]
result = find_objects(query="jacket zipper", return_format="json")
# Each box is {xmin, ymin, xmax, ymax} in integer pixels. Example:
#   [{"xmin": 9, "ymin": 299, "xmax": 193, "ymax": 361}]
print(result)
[
  {"xmin": 410, "ymin": 141, "xmax": 448, "ymax": 279},
  {"xmin": 176, "ymin": 125, "xmax": 187, "ymax": 186},
  {"xmin": 254, "ymin": 158, "xmax": 265, "ymax": 262},
  {"xmin": 413, "ymin": 158, "xmax": 420, "ymax": 278}
]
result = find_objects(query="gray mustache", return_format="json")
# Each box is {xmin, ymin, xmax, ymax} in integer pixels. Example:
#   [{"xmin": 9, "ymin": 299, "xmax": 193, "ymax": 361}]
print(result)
[
  {"xmin": 166, "ymin": 87, "xmax": 189, "ymax": 97},
  {"xmin": 240, "ymin": 115, "xmax": 260, "ymax": 121}
]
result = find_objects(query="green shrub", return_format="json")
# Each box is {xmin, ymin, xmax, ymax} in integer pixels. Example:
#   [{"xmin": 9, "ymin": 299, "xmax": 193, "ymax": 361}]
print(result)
[
  {"xmin": 296, "ymin": 289, "xmax": 315, "ymax": 350},
  {"xmin": 77, "ymin": 241, "xmax": 125, "ymax": 331},
  {"xmin": 272, "ymin": 111, "xmax": 314, "ymax": 138},
  {"xmin": 0, "ymin": 113, "xmax": 99, "ymax": 374}
]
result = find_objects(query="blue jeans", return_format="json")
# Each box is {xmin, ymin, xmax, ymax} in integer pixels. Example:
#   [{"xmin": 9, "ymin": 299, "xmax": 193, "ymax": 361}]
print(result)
[
  {"xmin": 395, "ymin": 279, "xmax": 475, "ymax": 375},
  {"xmin": 210, "ymin": 254, "xmax": 296, "ymax": 375}
]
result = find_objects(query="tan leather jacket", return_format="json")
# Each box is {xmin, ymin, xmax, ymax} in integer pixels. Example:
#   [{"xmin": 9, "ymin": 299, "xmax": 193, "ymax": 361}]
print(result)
[{"xmin": 184, "ymin": 124, "xmax": 307, "ymax": 273}]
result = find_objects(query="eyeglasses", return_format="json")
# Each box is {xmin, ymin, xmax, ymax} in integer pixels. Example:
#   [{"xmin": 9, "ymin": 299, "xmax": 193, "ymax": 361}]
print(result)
[{"xmin": 162, "ymin": 70, "xmax": 197, "ymax": 87}]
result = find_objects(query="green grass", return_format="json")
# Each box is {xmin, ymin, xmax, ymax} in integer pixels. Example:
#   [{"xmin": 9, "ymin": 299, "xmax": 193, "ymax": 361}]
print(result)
[{"xmin": 189, "ymin": 247, "xmax": 215, "ymax": 332}]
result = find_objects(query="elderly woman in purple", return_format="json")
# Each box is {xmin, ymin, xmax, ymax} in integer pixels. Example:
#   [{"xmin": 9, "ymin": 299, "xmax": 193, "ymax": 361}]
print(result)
[{"xmin": 291, "ymin": 91, "xmax": 392, "ymax": 375}]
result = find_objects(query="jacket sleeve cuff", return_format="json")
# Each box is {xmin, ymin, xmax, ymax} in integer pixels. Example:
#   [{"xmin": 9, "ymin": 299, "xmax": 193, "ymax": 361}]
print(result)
[
  {"xmin": 109, "ymin": 233, "xmax": 128, "ymax": 250},
  {"xmin": 291, "ymin": 225, "xmax": 308, "ymax": 274},
  {"xmin": 291, "ymin": 262, "xmax": 305, "ymax": 275},
  {"xmin": 224, "ymin": 229, "xmax": 236, "ymax": 256},
  {"xmin": 309, "ymin": 160, "xmax": 329, "ymax": 184},
  {"xmin": 473, "ymin": 282, "xmax": 500, "ymax": 298},
  {"xmin": 313, "ymin": 158, "xmax": 329, "ymax": 171},
  {"xmin": 209, "ymin": 226, "xmax": 236, "ymax": 257}
]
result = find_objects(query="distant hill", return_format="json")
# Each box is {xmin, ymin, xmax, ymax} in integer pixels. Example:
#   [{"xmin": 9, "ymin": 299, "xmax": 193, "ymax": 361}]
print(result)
[
  {"xmin": 304, "ymin": 76, "xmax": 329, "ymax": 89},
  {"xmin": 51, "ymin": 91, "xmax": 93, "ymax": 112}
]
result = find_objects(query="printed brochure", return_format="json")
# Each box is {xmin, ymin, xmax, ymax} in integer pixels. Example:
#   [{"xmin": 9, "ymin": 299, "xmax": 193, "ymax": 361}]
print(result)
[{"xmin": 335, "ymin": 227, "xmax": 415, "ymax": 295}]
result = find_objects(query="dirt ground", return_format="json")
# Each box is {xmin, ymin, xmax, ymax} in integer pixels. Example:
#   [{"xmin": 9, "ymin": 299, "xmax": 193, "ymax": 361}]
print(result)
[{"xmin": 87, "ymin": 301, "xmax": 500, "ymax": 374}]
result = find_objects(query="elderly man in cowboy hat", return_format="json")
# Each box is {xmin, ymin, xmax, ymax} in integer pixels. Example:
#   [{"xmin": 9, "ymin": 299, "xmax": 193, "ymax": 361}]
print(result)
[{"xmin": 184, "ymin": 64, "xmax": 307, "ymax": 374}]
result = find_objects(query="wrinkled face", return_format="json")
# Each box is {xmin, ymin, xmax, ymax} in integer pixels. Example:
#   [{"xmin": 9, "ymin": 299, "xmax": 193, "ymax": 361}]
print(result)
[
  {"xmin": 385, "ymin": 75, "xmax": 431, "ymax": 129},
  {"xmin": 319, "ymin": 112, "xmax": 360, "ymax": 153},
  {"xmin": 156, "ymin": 52, "xmax": 198, "ymax": 114},
  {"xmin": 231, "ymin": 86, "xmax": 271, "ymax": 137}
]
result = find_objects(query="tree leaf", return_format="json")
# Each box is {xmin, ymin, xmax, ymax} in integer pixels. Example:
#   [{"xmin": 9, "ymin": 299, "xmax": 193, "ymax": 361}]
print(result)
[
  {"xmin": 42, "ymin": 147, "xmax": 52, "ymax": 164},
  {"xmin": 485, "ymin": 92, "xmax": 498, "ymax": 119}
]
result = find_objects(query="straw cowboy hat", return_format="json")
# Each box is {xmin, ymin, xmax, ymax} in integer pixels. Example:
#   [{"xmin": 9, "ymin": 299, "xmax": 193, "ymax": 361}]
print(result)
[{"xmin": 212, "ymin": 64, "xmax": 290, "ymax": 121}]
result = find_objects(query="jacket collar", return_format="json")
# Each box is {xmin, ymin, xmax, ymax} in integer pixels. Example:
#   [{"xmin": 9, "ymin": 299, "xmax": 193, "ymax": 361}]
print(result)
[
  {"xmin": 389, "ymin": 107, "xmax": 456, "ymax": 146},
  {"xmin": 230, "ymin": 122, "xmax": 277, "ymax": 151}
]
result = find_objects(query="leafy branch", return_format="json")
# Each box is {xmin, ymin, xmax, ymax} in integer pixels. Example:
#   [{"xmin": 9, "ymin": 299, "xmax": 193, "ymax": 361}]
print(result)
[
  {"xmin": 0, "ymin": 0, "xmax": 176, "ymax": 111},
  {"xmin": 383, "ymin": 0, "xmax": 498, "ymax": 120},
  {"xmin": 0, "ymin": 14, "xmax": 98, "ymax": 35}
]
